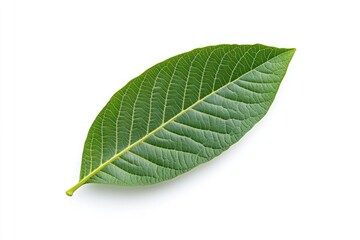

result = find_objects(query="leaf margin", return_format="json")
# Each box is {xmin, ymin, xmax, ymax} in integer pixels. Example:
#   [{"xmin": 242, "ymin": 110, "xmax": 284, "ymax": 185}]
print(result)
[{"xmin": 66, "ymin": 44, "xmax": 295, "ymax": 196}]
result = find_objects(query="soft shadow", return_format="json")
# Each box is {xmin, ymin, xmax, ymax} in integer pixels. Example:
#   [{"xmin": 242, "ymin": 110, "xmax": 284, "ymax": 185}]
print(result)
[{"xmin": 84, "ymin": 175, "xmax": 186, "ymax": 197}]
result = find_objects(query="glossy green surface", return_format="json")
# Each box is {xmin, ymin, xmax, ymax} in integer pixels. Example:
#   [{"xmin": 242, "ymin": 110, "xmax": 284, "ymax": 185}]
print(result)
[{"xmin": 67, "ymin": 44, "xmax": 295, "ymax": 196}]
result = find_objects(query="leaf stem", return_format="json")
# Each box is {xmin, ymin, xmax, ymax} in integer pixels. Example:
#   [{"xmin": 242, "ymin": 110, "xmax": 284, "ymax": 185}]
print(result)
[{"xmin": 66, "ymin": 182, "xmax": 84, "ymax": 196}]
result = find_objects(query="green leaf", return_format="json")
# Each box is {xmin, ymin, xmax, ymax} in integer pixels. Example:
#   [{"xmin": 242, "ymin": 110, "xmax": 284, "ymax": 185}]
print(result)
[{"xmin": 66, "ymin": 44, "xmax": 295, "ymax": 196}]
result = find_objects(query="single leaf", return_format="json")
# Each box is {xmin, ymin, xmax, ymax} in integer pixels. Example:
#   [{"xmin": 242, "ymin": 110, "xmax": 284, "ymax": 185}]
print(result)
[{"xmin": 66, "ymin": 44, "xmax": 295, "ymax": 196}]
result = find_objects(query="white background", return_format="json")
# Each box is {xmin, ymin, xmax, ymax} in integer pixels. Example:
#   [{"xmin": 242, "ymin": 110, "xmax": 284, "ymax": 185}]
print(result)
[{"xmin": 1, "ymin": 0, "xmax": 359, "ymax": 239}]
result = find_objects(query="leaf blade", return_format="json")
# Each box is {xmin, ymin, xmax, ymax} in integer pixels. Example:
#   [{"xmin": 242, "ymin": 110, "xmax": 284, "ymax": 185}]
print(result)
[{"xmin": 66, "ymin": 44, "xmax": 295, "ymax": 196}]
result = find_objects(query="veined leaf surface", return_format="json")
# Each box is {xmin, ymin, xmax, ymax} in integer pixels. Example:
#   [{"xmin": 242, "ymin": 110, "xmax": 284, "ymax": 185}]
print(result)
[{"xmin": 66, "ymin": 44, "xmax": 295, "ymax": 196}]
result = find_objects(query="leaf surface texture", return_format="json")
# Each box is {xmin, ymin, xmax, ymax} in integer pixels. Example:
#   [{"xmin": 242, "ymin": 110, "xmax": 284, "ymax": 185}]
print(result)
[{"xmin": 66, "ymin": 44, "xmax": 295, "ymax": 196}]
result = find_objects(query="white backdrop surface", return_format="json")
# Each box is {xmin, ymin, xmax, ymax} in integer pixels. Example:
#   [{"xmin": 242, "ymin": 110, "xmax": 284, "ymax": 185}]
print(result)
[{"xmin": 0, "ymin": 0, "xmax": 359, "ymax": 239}]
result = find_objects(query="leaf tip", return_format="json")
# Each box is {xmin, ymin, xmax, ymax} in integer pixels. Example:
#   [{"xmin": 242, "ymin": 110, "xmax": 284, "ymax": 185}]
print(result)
[
  {"xmin": 289, "ymin": 47, "xmax": 296, "ymax": 52},
  {"xmin": 286, "ymin": 47, "xmax": 296, "ymax": 55},
  {"xmin": 282, "ymin": 47, "xmax": 296, "ymax": 61}
]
